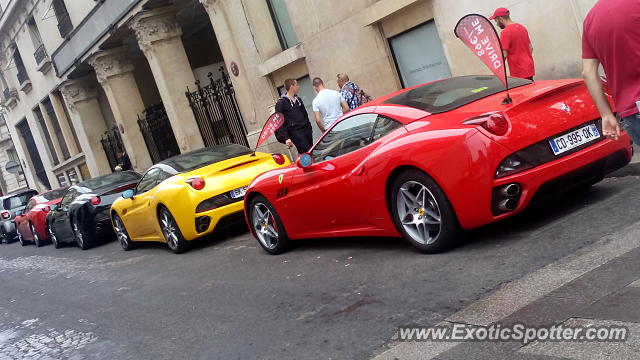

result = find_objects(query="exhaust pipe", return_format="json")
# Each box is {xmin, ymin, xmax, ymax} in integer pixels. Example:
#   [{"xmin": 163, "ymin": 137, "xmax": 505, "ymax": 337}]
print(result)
[
  {"xmin": 501, "ymin": 183, "xmax": 521, "ymax": 197},
  {"xmin": 498, "ymin": 198, "xmax": 518, "ymax": 212},
  {"xmin": 197, "ymin": 222, "xmax": 208, "ymax": 232}
]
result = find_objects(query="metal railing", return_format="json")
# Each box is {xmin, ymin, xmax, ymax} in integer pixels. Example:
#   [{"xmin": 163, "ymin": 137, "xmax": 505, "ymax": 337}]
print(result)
[
  {"xmin": 34, "ymin": 44, "xmax": 47, "ymax": 65},
  {"xmin": 137, "ymin": 103, "xmax": 180, "ymax": 163},
  {"xmin": 57, "ymin": 13, "xmax": 73, "ymax": 38},
  {"xmin": 3, "ymin": 88, "xmax": 9, "ymax": 101}
]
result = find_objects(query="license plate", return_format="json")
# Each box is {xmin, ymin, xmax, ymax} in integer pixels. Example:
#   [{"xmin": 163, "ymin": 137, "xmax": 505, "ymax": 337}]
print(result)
[
  {"xmin": 548, "ymin": 124, "xmax": 600, "ymax": 155},
  {"xmin": 229, "ymin": 186, "xmax": 248, "ymax": 199}
]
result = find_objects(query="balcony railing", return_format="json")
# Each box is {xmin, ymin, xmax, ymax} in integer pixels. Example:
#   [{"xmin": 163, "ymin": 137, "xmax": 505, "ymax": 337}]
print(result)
[
  {"xmin": 34, "ymin": 44, "xmax": 47, "ymax": 65},
  {"xmin": 3, "ymin": 87, "xmax": 9, "ymax": 101},
  {"xmin": 57, "ymin": 13, "xmax": 73, "ymax": 38}
]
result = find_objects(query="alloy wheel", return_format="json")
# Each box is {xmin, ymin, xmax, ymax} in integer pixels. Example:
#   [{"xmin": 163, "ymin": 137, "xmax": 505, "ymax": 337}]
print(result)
[
  {"xmin": 17, "ymin": 228, "xmax": 25, "ymax": 246},
  {"xmin": 252, "ymin": 203, "xmax": 279, "ymax": 250},
  {"xmin": 396, "ymin": 181, "xmax": 442, "ymax": 245},
  {"xmin": 113, "ymin": 216, "xmax": 129, "ymax": 249},
  {"xmin": 49, "ymin": 226, "xmax": 59, "ymax": 248},
  {"xmin": 160, "ymin": 211, "xmax": 179, "ymax": 250},
  {"xmin": 73, "ymin": 222, "xmax": 84, "ymax": 248},
  {"xmin": 31, "ymin": 224, "xmax": 40, "ymax": 246}
]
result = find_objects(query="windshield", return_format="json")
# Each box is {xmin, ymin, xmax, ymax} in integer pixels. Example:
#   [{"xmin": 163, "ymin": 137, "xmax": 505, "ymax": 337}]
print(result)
[
  {"xmin": 160, "ymin": 144, "xmax": 252, "ymax": 172},
  {"xmin": 36, "ymin": 188, "xmax": 68, "ymax": 202},
  {"xmin": 383, "ymin": 76, "xmax": 531, "ymax": 113},
  {"xmin": 78, "ymin": 171, "xmax": 141, "ymax": 191}
]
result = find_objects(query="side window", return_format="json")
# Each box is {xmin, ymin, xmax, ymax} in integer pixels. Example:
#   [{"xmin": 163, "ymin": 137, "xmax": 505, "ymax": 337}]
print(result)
[
  {"xmin": 60, "ymin": 189, "xmax": 77, "ymax": 209},
  {"xmin": 157, "ymin": 168, "xmax": 176, "ymax": 185},
  {"xmin": 311, "ymin": 113, "xmax": 378, "ymax": 162},
  {"xmin": 372, "ymin": 116, "xmax": 404, "ymax": 142},
  {"xmin": 136, "ymin": 168, "xmax": 160, "ymax": 194},
  {"xmin": 24, "ymin": 199, "xmax": 36, "ymax": 213}
]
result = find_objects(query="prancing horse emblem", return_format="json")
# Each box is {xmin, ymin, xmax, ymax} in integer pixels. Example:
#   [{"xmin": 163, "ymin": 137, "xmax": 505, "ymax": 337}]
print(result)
[{"xmin": 278, "ymin": 174, "xmax": 284, "ymax": 184}]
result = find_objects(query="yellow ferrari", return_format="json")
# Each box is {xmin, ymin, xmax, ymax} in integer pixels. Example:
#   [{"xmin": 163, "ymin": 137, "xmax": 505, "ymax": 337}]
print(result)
[{"xmin": 110, "ymin": 144, "xmax": 290, "ymax": 253}]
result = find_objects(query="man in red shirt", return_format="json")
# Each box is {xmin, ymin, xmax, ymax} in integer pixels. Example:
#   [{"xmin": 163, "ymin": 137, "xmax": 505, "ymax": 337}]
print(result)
[
  {"xmin": 490, "ymin": 8, "xmax": 535, "ymax": 80},
  {"xmin": 582, "ymin": 0, "xmax": 640, "ymax": 144}
]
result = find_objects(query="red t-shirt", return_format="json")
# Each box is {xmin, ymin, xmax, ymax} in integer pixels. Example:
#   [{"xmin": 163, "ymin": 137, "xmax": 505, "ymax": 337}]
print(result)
[
  {"xmin": 582, "ymin": 0, "xmax": 640, "ymax": 118},
  {"xmin": 500, "ymin": 23, "xmax": 535, "ymax": 79}
]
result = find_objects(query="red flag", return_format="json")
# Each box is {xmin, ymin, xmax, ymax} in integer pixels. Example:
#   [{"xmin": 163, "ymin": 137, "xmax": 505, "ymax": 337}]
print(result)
[
  {"xmin": 256, "ymin": 112, "xmax": 285, "ymax": 149},
  {"xmin": 454, "ymin": 14, "xmax": 508, "ymax": 90}
]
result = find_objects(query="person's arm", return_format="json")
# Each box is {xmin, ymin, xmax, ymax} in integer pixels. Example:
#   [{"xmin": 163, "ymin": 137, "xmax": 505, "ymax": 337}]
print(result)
[
  {"xmin": 274, "ymin": 100, "xmax": 291, "ymax": 145},
  {"xmin": 341, "ymin": 100, "xmax": 349, "ymax": 113},
  {"xmin": 314, "ymin": 111, "xmax": 325, "ymax": 132},
  {"xmin": 582, "ymin": 58, "xmax": 619, "ymax": 139}
]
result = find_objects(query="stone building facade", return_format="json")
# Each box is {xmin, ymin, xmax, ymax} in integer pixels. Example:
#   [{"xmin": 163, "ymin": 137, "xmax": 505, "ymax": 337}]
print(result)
[{"xmin": 0, "ymin": 0, "xmax": 598, "ymax": 193}]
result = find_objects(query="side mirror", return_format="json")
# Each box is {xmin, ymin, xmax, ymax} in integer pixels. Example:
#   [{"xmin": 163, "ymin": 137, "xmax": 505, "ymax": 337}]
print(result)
[
  {"xmin": 296, "ymin": 153, "xmax": 313, "ymax": 168},
  {"xmin": 49, "ymin": 204, "xmax": 58, "ymax": 211},
  {"xmin": 14, "ymin": 210, "xmax": 22, "ymax": 217},
  {"xmin": 122, "ymin": 189, "xmax": 135, "ymax": 199}
]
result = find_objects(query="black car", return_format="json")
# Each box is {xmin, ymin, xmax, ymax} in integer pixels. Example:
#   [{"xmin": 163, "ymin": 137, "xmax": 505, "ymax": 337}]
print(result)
[
  {"xmin": 0, "ymin": 189, "xmax": 39, "ymax": 244},
  {"xmin": 47, "ymin": 171, "xmax": 141, "ymax": 250}
]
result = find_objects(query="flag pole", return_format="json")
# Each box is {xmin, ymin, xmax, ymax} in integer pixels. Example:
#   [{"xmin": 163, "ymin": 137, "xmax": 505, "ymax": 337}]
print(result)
[{"xmin": 490, "ymin": 20, "xmax": 512, "ymax": 105}]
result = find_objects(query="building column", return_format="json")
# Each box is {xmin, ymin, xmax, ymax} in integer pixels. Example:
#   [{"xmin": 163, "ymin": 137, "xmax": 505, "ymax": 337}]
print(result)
[
  {"xmin": 88, "ymin": 47, "xmax": 153, "ymax": 172},
  {"xmin": 200, "ymin": 0, "xmax": 279, "ymax": 135},
  {"xmin": 49, "ymin": 92, "xmax": 80, "ymax": 156},
  {"xmin": 38, "ymin": 102, "xmax": 65, "ymax": 163},
  {"xmin": 60, "ymin": 76, "xmax": 111, "ymax": 177},
  {"xmin": 129, "ymin": 6, "xmax": 205, "ymax": 152}
]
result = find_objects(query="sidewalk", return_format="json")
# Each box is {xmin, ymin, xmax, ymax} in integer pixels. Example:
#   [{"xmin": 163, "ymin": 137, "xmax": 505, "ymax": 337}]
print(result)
[{"xmin": 372, "ymin": 219, "xmax": 640, "ymax": 360}]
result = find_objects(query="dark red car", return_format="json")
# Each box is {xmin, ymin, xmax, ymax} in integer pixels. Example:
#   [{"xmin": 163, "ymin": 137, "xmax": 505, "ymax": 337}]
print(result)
[
  {"xmin": 15, "ymin": 187, "xmax": 68, "ymax": 247},
  {"xmin": 245, "ymin": 76, "xmax": 632, "ymax": 254}
]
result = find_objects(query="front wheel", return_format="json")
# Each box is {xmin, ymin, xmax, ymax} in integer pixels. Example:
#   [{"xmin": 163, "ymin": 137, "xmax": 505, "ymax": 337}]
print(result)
[
  {"xmin": 112, "ymin": 214, "xmax": 134, "ymax": 251},
  {"xmin": 158, "ymin": 208, "xmax": 188, "ymax": 254},
  {"xmin": 248, "ymin": 195, "xmax": 291, "ymax": 255},
  {"xmin": 49, "ymin": 224, "xmax": 62, "ymax": 249},
  {"xmin": 390, "ymin": 170, "xmax": 462, "ymax": 253}
]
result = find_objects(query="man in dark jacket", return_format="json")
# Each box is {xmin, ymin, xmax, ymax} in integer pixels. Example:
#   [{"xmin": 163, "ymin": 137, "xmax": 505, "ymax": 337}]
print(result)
[{"xmin": 275, "ymin": 79, "xmax": 314, "ymax": 154}]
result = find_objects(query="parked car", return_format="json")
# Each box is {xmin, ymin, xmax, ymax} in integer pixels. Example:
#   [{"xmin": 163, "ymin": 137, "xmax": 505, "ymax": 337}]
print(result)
[
  {"xmin": 244, "ymin": 75, "xmax": 632, "ymax": 254},
  {"xmin": 0, "ymin": 189, "xmax": 39, "ymax": 244},
  {"xmin": 110, "ymin": 144, "xmax": 290, "ymax": 254},
  {"xmin": 46, "ymin": 171, "xmax": 141, "ymax": 250},
  {"xmin": 15, "ymin": 187, "xmax": 69, "ymax": 247}
]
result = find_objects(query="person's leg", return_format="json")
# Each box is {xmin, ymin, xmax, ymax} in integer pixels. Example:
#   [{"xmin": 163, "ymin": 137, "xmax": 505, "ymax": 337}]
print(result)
[
  {"xmin": 620, "ymin": 114, "xmax": 640, "ymax": 145},
  {"xmin": 289, "ymin": 129, "xmax": 313, "ymax": 154}
]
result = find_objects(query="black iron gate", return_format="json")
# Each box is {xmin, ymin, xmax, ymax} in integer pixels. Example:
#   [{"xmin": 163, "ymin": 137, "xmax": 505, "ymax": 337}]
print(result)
[
  {"xmin": 101, "ymin": 126, "xmax": 125, "ymax": 172},
  {"xmin": 186, "ymin": 69, "xmax": 248, "ymax": 148},
  {"xmin": 137, "ymin": 104, "xmax": 180, "ymax": 163}
]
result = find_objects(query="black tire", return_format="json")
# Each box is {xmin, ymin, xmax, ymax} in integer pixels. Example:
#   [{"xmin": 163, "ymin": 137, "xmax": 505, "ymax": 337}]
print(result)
[
  {"xmin": 17, "ymin": 227, "xmax": 26, "ymax": 247},
  {"xmin": 31, "ymin": 223, "xmax": 43, "ymax": 247},
  {"xmin": 72, "ymin": 218, "xmax": 92, "ymax": 250},
  {"xmin": 389, "ymin": 169, "xmax": 462, "ymax": 253},
  {"xmin": 158, "ymin": 207, "xmax": 188, "ymax": 254},
  {"xmin": 1, "ymin": 228, "xmax": 9, "ymax": 244},
  {"xmin": 49, "ymin": 223, "xmax": 62, "ymax": 249},
  {"xmin": 112, "ymin": 213, "xmax": 135, "ymax": 251},
  {"xmin": 248, "ymin": 195, "xmax": 291, "ymax": 255}
]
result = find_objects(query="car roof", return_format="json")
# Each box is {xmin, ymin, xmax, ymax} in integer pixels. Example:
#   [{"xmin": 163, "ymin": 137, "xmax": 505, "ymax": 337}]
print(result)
[{"xmin": 0, "ymin": 189, "xmax": 38, "ymax": 200}]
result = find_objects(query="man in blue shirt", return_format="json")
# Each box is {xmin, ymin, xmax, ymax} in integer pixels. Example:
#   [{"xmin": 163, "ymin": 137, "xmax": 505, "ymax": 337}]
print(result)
[{"xmin": 337, "ymin": 73, "xmax": 372, "ymax": 110}]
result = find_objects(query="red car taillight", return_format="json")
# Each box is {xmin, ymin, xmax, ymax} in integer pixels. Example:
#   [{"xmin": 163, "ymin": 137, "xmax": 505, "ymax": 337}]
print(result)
[
  {"xmin": 272, "ymin": 153, "xmax": 286, "ymax": 165},
  {"xmin": 1, "ymin": 210, "xmax": 10, "ymax": 219},
  {"xmin": 186, "ymin": 176, "xmax": 205, "ymax": 190},
  {"xmin": 463, "ymin": 113, "xmax": 510, "ymax": 136},
  {"xmin": 90, "ymin": 196, "xmax": 101, "ymax": 205}
]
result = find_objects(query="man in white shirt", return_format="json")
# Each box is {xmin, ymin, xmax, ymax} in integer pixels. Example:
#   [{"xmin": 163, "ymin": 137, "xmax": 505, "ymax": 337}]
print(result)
[{"xmin": 312, "ymin": 77, "xmax": 349, "ymax": 132}]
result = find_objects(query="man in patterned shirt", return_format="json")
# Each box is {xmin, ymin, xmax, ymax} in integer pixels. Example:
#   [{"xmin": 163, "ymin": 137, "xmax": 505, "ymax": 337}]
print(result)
[{"xmin": 337, "ymin": 73, "xmax": 372, "ymax": 110}]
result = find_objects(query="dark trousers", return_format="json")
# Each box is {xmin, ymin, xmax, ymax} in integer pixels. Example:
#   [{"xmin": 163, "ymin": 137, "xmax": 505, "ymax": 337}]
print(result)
[{"xmin": 289, "ymin": 127, "xmax": 314, "ymax": 154}]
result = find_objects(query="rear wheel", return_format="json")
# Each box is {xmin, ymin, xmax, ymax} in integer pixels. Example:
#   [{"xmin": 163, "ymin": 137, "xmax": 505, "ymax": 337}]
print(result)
[
  {"xmin": 112, "ymin": 214, "xmax": 134, "ymax": 251},
  {"xmin": 249, "ymin": 195, "xmax": 290, "ymax": 255},
  {"xmin": 159, "ymin": 208, "xmax": 187, "ymax": 254},
  {"xmin": 390, "ymin": 169, "xmax": 462, "ymax": 253},
  {"xmin": 72, "ymin": 219, "xmax": 92, "ymax": 250},
  {"xmin": 31, "ymin": 223, "xmax": 43, "ymax": 247}
]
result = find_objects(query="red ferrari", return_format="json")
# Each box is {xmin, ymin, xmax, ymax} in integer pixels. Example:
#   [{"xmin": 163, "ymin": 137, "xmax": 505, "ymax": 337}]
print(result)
[
  {"xmin": 245, "ymin": 76, "xmax": 632, "ymax": 254},
  {"xmin": 15, "ymin": 187, "xmax": 68, "ymax": 247}
]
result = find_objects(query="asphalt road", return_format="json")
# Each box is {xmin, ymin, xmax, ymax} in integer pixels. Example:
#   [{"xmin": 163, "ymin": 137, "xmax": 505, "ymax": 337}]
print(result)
[{"xmin": 0, "ymin": 173, "xmax": 639, "ymax": 360}]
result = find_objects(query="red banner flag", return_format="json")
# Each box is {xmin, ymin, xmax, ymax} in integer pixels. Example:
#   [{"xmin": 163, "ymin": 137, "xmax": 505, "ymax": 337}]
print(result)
[
  {"xmin": 256, "ymin": 112, "xmax": 285, "ymax": 149},
  {"xmin": 454, "ymin": 14, "xmax": 508, "ymax": 90}
]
